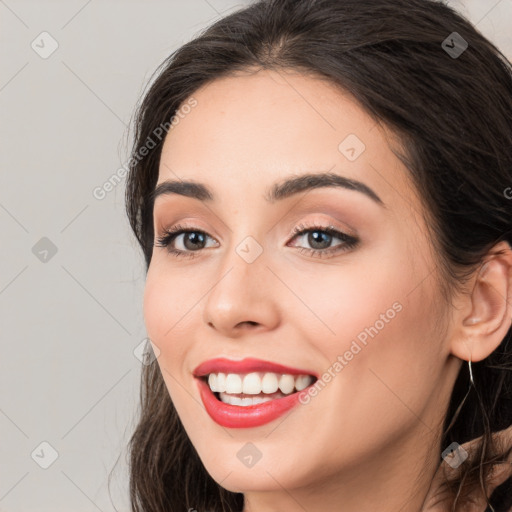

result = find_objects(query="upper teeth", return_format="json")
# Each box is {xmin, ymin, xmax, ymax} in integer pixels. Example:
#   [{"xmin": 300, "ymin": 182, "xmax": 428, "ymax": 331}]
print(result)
[{"xmin": 207, "ymin": 372, "xmax": 314, "ymax": 395}]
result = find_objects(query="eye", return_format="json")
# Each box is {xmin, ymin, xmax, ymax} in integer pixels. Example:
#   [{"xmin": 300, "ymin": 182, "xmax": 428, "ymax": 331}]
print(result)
[
  {"xmin": 154, "ymin": 223, "xmax": 218, "ymax": 259},
  {"xmin": 287, "ymin": 222, "xmax": 359, "ymax": 258},
  {"xmin": 154, "ymin": 222, "xmax": 359, "ymax": 260}
]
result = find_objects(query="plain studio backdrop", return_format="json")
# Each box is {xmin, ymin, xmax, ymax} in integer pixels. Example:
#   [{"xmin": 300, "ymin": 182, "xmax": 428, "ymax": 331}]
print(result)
[{"xmin": 0, "ymin": 1, "xmax": 511, "ymax": 511}]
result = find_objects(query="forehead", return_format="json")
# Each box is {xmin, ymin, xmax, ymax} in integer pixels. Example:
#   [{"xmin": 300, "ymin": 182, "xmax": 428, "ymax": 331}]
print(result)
[
  {"xmin": 161, "ymin": 69, "xmax": 372, "ymax": 166},
  {"xmin": 157, "ymin": 69, "xmax": 419, "ymax": 214}
]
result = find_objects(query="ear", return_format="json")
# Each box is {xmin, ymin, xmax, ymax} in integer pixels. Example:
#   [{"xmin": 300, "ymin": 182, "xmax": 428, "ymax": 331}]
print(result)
[{"xmin": 450, "ymin": 240, "xmax": 512, "ymax": 363}]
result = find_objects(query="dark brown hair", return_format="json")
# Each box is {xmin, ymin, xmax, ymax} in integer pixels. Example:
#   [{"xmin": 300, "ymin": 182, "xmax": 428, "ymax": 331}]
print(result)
[{"xmin": 123, "ymin": 0, "xmax": 512, "ymax": 510}]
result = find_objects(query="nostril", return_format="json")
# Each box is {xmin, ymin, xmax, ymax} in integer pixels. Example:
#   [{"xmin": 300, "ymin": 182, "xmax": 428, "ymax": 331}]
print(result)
[{"xmin": 236, "ymin": 321, "xmax": 259, "ymax": 328}]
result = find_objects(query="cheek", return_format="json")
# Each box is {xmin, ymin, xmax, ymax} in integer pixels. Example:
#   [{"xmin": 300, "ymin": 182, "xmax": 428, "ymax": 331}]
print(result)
[
  {"xmin": 290, "ymin": 242, "xmax": 441, "ymax": 419},
  {"xmin": 143, "ymin": 269, "xmax": 197, "ymax": 409},
  {"xmin": 288, "ymin": 247, "xmax": 414, "ymax": 358},
  {"xmin": 142, "ymin": 266, "xmax": 191, "ymax": 364},
  {"xmin": 142, "ymin": 271, "xmax": 166, "ymax": 343},
  {"xmin": 326, "ymin": 272, "xmax": 441, "ymax": 434}
]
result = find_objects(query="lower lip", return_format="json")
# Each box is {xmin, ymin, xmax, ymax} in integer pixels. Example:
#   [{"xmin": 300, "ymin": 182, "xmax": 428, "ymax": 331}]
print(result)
[{"xmin": 196, "ymin": 378, "xmax": 305, "ymax": 428}]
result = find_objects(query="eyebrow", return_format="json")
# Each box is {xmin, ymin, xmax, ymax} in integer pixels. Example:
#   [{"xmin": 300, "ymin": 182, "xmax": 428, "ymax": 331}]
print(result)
[{"xmin": 150, "ymin": 171, "xmax": 384, "ymax": 206}]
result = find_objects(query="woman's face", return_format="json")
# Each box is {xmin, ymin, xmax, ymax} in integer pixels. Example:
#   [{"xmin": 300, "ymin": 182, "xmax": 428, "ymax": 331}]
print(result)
[{"xmin": 143, "ymin": 69, "xmax": 460, "ymax": 500}]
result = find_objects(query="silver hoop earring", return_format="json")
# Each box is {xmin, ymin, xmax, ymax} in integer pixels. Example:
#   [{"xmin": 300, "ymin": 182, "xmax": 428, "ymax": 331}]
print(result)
[{"xmin": 468, "ymin": 358, "xmax": 474, "ymax": 387}]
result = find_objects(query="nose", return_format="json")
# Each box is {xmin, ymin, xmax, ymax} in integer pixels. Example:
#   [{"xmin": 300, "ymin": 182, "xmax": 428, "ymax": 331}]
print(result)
[{"xmin": 202, "ymin": 243, "xmax": 281, "ymax": 338}]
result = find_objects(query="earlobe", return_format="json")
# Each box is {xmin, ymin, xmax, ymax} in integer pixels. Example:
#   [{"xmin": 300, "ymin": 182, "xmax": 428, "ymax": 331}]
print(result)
[{"xmin": 451, "ymin": 241, "xmax": 512, "ymax": 363}]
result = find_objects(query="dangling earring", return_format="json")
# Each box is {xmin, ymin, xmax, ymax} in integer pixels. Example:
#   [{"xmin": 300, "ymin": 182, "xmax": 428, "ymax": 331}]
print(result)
[{"xmin": 442, "ymin": 357, "xmax": 475, "ymax": 435}]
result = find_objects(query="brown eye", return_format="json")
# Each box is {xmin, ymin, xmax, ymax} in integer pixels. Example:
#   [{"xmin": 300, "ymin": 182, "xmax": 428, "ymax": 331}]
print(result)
[{"xmin": 155, "ymin": 225, "xmax": 218, "ymax": 258}]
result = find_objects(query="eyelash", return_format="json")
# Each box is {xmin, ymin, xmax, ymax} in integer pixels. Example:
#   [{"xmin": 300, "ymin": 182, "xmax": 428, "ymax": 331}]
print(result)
[{"xmin": 154, "ymin": 222, "xmax": 359, "ymax": 260}]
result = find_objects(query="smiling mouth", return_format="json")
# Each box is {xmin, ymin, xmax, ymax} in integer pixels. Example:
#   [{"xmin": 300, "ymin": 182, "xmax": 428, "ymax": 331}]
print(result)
[{"xmin": 200, "ymin": 371, "xmax": 317, "ymax": 407}]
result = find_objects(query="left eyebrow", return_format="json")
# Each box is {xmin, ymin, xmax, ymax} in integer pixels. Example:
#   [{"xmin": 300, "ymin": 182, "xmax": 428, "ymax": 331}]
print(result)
[{"xmin": 151, "ymin": 171, "xmax": 385, "ymax": 207}]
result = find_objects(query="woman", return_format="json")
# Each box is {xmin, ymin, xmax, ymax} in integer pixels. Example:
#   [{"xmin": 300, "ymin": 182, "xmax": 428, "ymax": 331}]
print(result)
[{"xmin": 123, "ymin": 0, "xmax": 512, "ymax": 510}]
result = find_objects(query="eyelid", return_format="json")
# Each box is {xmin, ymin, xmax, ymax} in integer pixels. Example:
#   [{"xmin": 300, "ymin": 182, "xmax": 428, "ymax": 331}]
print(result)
[
  {"xmin": 155, "ymin": 219, "xmax": 353, "ymax": 245},
  {"xmin": 285, "ymin": 213, "xmax": 358, "ymax": 238}
]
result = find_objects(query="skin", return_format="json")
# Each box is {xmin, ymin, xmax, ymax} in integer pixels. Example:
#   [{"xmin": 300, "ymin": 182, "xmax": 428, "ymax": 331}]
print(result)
[{"xmin": 143, "ymin": 68, "xmax": 512, "ymax": 512}]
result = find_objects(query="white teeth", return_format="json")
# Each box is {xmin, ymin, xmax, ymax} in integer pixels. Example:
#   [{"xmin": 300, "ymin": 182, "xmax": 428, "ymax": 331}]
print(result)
[
  {"xmin": 278, "ymin": 374, "xmax": 295, "ymax": 394},
  {"xmin": 242, "ymin": 372, "xmax": 262, "ymax": 394},
  {"xmin": 225, "ymin": 373, "xmax": 242, "ymax": 394},
  {"xmin": 206, "ymin": 371, "xmax": 314, "ymax": 396},
  {"xmin": 295, "ymin": 374, "xmax": 312, "ymax": 391},
  {"xmin": 208, "ymin": 373, "xmax": 218, "ymax": 392},
  {"xmin": 219, "ymin": 392, "xmax": 275, "ymax": 406},
  {"xmin": 261, "ymin": 373, "xmax": 279, "ymax": 393},
  {"xmin": 217, "ymin": 372, "xmax": 226, "ymax": 391}
]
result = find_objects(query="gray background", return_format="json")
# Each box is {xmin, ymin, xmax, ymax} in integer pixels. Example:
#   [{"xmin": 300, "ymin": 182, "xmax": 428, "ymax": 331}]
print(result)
[{"xmin": 0, "ymin": 1, "xmax": 511, "ymax": 511}]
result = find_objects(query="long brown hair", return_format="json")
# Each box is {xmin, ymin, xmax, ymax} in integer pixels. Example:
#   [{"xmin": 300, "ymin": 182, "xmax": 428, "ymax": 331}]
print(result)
[{"xmin": 123, "ymin": 0, "xmax": 512, "ymax": 510}]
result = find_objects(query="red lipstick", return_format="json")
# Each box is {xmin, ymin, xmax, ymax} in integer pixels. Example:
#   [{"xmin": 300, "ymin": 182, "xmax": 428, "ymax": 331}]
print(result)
[
  {"xmin": 193, "ymin": 357, "xmax": 317, "ymax": 429},
  {"xmin": 193, "ymin": 357, "xmax": 316, "ymax": 377}
]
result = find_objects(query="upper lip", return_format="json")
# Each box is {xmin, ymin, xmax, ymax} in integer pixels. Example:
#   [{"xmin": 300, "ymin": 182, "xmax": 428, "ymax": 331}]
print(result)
[{"xmin": 193, "ymin": 357, "xmax": 318, "ymax": 378}]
